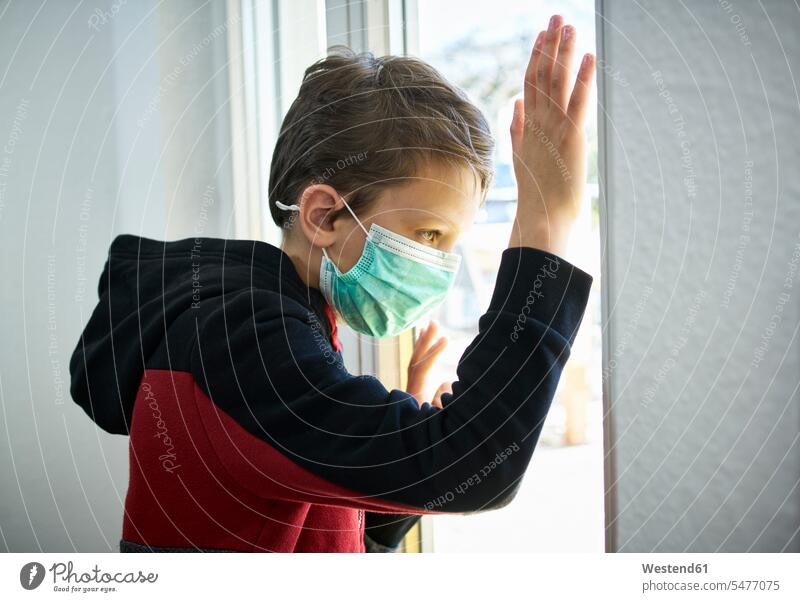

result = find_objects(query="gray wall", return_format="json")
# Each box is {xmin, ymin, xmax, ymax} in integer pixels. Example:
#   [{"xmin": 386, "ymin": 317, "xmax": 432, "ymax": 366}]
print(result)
[
  {"xmin": 0, "ymin": 0, "xmax": 235, "ymax": 552},
  {"xmin": 3, "ymin": 0, "xmax": 798, "ymax": 555},
  {"xmin": 598, "ymin": 0, "xmax": 800, "ymax": 551}
]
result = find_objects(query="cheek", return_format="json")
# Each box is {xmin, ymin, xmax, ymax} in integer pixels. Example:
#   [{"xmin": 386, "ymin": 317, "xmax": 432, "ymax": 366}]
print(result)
[{"xmin": 332, "ymin": 226, "xmax": 369, "ymax": 273}]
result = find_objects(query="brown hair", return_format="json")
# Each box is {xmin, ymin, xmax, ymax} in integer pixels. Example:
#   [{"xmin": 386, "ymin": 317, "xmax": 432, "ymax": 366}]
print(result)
[{"xmin": 268, "ymin": 46, "xmax": 495, "ymax": 229}]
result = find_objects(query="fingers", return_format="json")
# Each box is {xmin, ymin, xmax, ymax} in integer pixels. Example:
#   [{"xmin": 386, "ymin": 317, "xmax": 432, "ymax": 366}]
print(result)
[
  {"xmin": 431, "ymin": 382, "xmax": 452, "ymax": 409},
  {"xmin": 436, "ymin": 382, "xmax": 453, "ymax": 397},
  {"xmin": 418, "ymin": 319, "xmax": 437, "ymax": 344},
  {"xmin": 537, "ymin": 14, "xmax": 563, "ymax": 109},
  {"xmin": 408, "ymin": 320, "xmax": 449, "ymax": 409},
  {"xmin": 524, "ymin": 31, "xmax": 546, "ymax": 112},
  {"xmin": 420, "ymin": 336, "xmax": 447, "ymax": 368},
  {"xmin": 410, "ymin": 320, "xmax": 436, "ymax": 359},
  {"xmin": 410, "ymin": 320, "xmax": 447, "ymax": 369},
  {"xmin": 566, "ymin": 53, "xmax": 596, "ymax": 130},
  {"xmin": 551, "ymin": 24, "xmax": 575, "ymax": 112}
]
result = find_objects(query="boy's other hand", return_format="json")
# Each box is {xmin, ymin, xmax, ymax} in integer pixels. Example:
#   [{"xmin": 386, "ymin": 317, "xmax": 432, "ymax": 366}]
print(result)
[
  {"xmin": 509, "ymin": 14, "xmax": 596, "ymax": 256},
  {"xmin": 406, "ymin": 320, "xmax": 448, "ymax": 409}
]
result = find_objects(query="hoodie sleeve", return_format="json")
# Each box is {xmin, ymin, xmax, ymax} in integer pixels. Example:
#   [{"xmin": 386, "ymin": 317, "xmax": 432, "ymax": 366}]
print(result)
[{"xmin": 190, "ymin": 246, "xmax": 592, "ymax": 514}]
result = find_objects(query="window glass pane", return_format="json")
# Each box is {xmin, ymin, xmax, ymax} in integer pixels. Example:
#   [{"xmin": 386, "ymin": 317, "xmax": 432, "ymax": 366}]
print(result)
[{"xmin": 417, "ymin": 0, "xmax": 604, "ymax": 552}]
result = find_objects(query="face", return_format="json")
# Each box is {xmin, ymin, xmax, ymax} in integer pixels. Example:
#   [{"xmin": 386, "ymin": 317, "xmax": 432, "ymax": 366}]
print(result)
[{"xmin": 324, "ymin": 162, "xmax": 482, "ymax": 273}]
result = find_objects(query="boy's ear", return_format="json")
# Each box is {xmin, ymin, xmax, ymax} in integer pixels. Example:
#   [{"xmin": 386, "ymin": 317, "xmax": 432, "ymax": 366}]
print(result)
[{"xmin": 296, "ymin": 184, "xmax": 342, "ymax": 249}]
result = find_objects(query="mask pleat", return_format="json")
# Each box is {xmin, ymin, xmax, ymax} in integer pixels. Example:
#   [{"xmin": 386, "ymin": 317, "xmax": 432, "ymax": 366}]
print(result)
[{"xmin": 323, "ymin": 224, "xmax": 460, "ymax": 338}]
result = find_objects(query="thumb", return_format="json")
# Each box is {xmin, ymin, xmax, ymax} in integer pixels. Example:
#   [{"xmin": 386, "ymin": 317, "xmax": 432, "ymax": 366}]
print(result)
[
  {"xmin": 432, "ymin": 382, "xmax": 453, "ymax": 409},
  {"xmin": 510, "ymin": 98, "xmax": 525, "ymax": 149}
]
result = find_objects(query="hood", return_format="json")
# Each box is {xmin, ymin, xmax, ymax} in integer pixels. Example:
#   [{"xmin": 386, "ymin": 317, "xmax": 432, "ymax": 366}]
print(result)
[{"xmin": 69, "ymin": 234, "xmax": 328, "ymax": 435}]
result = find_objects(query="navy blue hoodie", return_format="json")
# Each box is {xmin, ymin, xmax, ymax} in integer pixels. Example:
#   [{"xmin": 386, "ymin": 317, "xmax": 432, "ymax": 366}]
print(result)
[{"xmin": 69, "ymin": 235, "xmax": 592, "ymax": 552}]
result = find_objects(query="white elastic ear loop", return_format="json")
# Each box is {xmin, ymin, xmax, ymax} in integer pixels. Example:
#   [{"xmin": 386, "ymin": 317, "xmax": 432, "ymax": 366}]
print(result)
[
  {"xmin": 275, "ymin": 200, "xmax": 301, "ymax": 211},
  {"xmin": 321, "ymin": 197, "xmax": 371, "ymax": 271},
  {"xmin": 276, "ymin": 197, "xmax": 370, "ymax": 240},
  {"xmin": 337, "ymin": 196, "xmax": 372, "ymax": 240},
  {"xmin": 277, "ymin": 196, "xmax": 370, "ymax": 269}
]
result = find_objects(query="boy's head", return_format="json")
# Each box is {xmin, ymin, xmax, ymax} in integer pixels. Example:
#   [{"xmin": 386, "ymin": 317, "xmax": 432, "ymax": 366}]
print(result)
[{"xmin": 270, "ymin": 47, "xmax": 494, "ymax": 277}]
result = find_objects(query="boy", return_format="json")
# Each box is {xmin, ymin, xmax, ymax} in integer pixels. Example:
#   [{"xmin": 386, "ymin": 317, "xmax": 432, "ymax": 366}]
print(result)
[{"xmin": 70, "ymin": 14, "xmax": 596, "ymax": 552}]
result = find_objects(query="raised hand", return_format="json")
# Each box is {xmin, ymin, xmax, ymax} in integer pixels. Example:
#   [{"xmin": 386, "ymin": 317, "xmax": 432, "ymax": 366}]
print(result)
[{"xmin": 509, "ymin": 14, "xmax": 596, "ymax": 256}]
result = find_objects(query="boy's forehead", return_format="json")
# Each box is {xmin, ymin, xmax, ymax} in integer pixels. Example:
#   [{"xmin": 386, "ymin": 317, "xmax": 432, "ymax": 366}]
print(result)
[
  {"xmin": 402, "ymin": 163, "xmax": 482, "ymax": 205},
  {"xmin": 382, "ymin": 168, "xmax": 482, "ymax": 228},
  {"xmin": 426, "ymin": 161, "xmax": 480, "ymax": 191}
]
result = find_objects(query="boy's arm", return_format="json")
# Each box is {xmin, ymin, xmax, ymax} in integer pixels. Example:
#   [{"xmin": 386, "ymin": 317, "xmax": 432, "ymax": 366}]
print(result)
[{"xmin": 190, "ymin": 244, "xmax": 591, "ymax": 515}]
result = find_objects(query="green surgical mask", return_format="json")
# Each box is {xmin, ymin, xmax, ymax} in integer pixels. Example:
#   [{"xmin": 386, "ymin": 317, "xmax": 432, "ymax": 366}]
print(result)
[{"xmin": 276, "ymin": 197, "xmax": 461, "ymax": 338}]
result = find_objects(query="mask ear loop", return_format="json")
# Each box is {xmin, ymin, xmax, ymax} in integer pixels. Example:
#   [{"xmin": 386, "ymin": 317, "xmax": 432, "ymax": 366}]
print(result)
[
  {"xmin": 336, "ymin": 196, "xmax": 372, "ymax": 241},
  {"xmin": 276, "ymin": 197, "xmax": 370, "ymax": 238},
  {"xmin": 325, "ymin": 196, "xmax": 373, "ymax": 270},
  {"xmin": 275, "ymin": 197, "xmax": 372, "ymax": 267},
  {"xmin": 275, "ymin": 200, "xmax": 301, "ymax": 211}
]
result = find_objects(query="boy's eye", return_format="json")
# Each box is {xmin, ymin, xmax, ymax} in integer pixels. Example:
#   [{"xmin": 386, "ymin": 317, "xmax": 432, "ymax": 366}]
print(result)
[{"xmin": 417, "ymin": 230, "xmax": 441, "ymax": 244}]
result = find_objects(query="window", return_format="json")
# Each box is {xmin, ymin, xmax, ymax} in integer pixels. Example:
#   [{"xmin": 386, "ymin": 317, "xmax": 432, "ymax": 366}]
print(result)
[{"xmin": 414, "ymin": 0, "xmax": 604, "ymax": 552}]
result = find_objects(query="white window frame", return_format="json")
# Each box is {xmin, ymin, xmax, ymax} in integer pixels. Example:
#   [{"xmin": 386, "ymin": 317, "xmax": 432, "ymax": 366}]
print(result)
[{"xmin": 227, "ymin": 0, "xmax": 328, "ymax": 244}]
